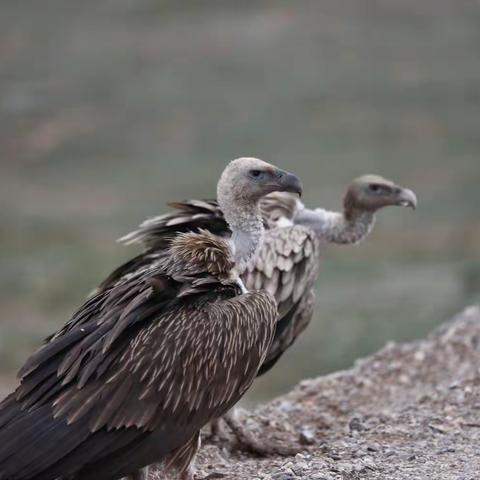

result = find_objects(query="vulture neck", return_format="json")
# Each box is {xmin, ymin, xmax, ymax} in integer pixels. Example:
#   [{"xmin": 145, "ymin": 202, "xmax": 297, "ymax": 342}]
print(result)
[
  {"xmin": 295, "ymin": 206, "xmax": 375, "ymax": 245},
  {"xmin": 324, "ymin": 208, "xmax": 375, "ymax": 244},
  {"xmin": 221, "ymin": 201, "xmax": 264, "ymax": 274}
]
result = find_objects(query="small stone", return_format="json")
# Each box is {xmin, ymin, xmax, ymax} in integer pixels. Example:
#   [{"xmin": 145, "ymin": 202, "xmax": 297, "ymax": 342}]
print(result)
[
  {"xmin": 294, "ymin": 453, "xmax": 308, "ymax": 461},
  {"xmin": 328, "ymin": 453, "xmax": 342, "ymax": 461},
  {"xmin": 437, "ymin": 448, "xmax": 456, "ymax": 454},
  {"xmin": 299, "ymin": 427, "xmax": 316, "ymax": 445},
  {"xmin": 292, "ymin": 461, "xmax": 308, "ymax": 475},
  {"xmin": 277, "ymin": 401, "xmax": 297, "ymax": 413},
  {"xmin": 311, "ymin": 475, "xmax": 334, "ymax": 480},
  {"xmin": 271, "ymin": 472, "xmax": 296, "ymax": 480},
  {"xmin": 362, "ymin": 456, "xmax": 377, "ymax": 470},
  {"xmin": 429, "ymin": 424, "xmax": 448, "ymax": 434},
  {"xmin": 351, "ymin": 447, "xmax": 366, "ymax": 458},
  {"xmin": 349, "ymin": 416, "xmax": 365, "ymax": 432},
  {"xmin": 337, "ymin": 461, "xmax": 354, "ymax": 473}
]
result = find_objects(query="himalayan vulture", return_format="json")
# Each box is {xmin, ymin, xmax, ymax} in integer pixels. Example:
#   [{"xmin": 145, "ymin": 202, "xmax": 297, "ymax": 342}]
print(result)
[{"xmin": 0, "ymin": 157, "xmax": 303, "ymax": 480}]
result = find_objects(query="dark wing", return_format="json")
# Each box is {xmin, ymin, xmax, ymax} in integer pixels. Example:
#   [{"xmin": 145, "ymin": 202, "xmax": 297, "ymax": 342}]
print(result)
[
  {"xmin": 121, "ymin": 199, "xmax": 228, "ymax": 249},
  {"xmin": 95, "ymin": 199, "xmax": 228, "ymax": 293},
  {"xmin": 0, "ymin": 264, "xmax": 276, "ymax": 480},
  {"xmin": 95, "ymin": 193, "xmax": 301, "ymax": 293},
  {"xmin": 242, "ymin": 225, "xmax": 320, "ymax": 376}
]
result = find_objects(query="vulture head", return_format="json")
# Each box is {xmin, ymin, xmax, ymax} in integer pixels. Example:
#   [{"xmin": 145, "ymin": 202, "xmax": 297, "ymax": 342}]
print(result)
[
  {"xmin": 344, "ymin": 175, "xmax": 417, "ymax": 216},
  {"xmin": 217, "ymin": 157, "xmax": 302, "ymax": 208},
  {"xmin": 217, "ymin": 157, "xmax": 302, "ymax": 272}
]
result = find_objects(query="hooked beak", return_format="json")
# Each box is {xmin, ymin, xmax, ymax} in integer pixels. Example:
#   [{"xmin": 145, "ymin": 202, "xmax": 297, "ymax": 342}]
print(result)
[
  {"xmin": 273, "ymin": 169, "xmax": 303, "ymax": 197},
  {"xmin": 395, "ymin": 187, "xmax": 417, "ymax": 210}
]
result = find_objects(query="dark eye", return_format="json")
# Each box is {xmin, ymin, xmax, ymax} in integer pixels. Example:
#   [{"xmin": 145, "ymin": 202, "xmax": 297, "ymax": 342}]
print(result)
[
  {"xmin": 249, "ymin": 169, "xmax": 264, "ymax": 179},
  {"xmin": 368, "ymin": 184, "xmax": 382, "ymax": 193}
]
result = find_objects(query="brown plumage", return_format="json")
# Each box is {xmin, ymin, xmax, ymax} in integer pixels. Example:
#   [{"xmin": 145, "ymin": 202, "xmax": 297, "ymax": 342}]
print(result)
[
  {"xmin": 100, "ymin": 175, "xmax": 416, "ymax": 383},
  {"xmin": 0, "ymin": 157, "xmax": 302, "ymax": 480}
]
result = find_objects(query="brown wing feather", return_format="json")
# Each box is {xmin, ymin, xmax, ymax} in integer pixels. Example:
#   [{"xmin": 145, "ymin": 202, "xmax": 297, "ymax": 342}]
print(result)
[
  {"xmin": 51, "ymin": 289, "xmax": 275, "ymax": 434},
  {"xmin": 242, "ymin": 226, "xmax": 319, "ymax": 318},
  {"xmin": 242, "ymin": 226, "xmax": 320, "ymax": 375}
]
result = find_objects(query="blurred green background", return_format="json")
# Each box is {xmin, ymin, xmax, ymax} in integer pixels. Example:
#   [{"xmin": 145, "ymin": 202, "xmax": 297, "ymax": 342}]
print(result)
[{"xmin": 0, "ymin": 0, "xmax": 479, "ymax": 403}]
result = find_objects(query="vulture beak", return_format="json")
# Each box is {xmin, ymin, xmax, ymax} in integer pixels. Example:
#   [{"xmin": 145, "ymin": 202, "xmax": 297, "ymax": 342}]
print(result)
[
  {"xmin": 273, "ymin": 170, "xmax": 303, "ymax": 197},
  {"xmin": 396, "ymin": 187, "xmax": 417, "ymax": 210}
]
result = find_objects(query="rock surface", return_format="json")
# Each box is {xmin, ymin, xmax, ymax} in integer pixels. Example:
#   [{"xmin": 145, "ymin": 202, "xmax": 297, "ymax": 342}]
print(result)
[{"xmin": 152, "ymin": 306, "xmax": 480, "ymax": 479}]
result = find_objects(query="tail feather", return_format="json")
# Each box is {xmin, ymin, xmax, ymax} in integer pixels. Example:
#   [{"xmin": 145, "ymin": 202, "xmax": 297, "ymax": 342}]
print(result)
[
  {"xmin": 43, "ymin": 428, "xmax": 148, "ymax": 480},
  {"xmin": 0, "ymin": 396, "xmax": 153, "ymax": 480},
  {"xmin": 0, "ymin": 402, "xmax": 90, "ymax": 480}
]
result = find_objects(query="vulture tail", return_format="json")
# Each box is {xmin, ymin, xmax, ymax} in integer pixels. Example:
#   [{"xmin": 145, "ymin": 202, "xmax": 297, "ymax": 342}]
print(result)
[{"xmin": 0, "ymin": 401, "xmax": 90, "ymax": 480}]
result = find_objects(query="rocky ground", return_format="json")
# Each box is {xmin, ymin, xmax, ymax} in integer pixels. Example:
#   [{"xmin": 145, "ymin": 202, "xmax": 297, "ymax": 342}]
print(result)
[{"xmin": 151, "ymin": 306, "xmax": 480, "ymax": 479}]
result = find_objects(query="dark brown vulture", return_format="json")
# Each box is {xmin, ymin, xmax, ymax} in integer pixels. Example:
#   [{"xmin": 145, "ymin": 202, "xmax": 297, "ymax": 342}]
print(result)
[
  {"xmin": 95, "ymin": 174, "xmax": 417, "ymax": 455},
  {"xmin": 0, "ymin": 157, "xmax": 302, "ymax": 480}
]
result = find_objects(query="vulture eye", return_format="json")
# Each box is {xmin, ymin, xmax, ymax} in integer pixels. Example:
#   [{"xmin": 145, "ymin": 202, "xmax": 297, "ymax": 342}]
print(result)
[
  {"xmin": 368, "ymin": 184, "xmax": 384, "ymax": 194},
  {"xmin": 249, "ymin": 169, "xmax": 264, "ymax": 179}
]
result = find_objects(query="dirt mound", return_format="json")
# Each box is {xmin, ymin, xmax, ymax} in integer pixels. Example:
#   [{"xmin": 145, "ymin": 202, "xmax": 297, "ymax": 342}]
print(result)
[{"xmin": 152, "ymin": 305, "xmax": 480, "ymax": 479}]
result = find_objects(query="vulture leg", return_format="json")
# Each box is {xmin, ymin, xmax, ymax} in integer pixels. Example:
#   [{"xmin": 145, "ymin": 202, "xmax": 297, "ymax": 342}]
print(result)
[
  {"xmin": 222, "ymin": 409, "xmax": 300, "ymax": 457},
  {"xmin": 179, "ymin": 465, "xmax": 195, "ymax": 480},
  {"xmin": 208, "ymin": 418, "xmax": 228, "ymax": 441},
  {"xmin": 164, "ymin": 432, "xmax": 201, "ymax": 480},
  {"xmin": 168, "ymin": 432, "xmax": 226, "ymax": 479}
]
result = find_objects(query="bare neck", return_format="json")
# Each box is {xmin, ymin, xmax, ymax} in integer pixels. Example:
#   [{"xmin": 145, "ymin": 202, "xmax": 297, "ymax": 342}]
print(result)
[
  {"xmin": 294, "ymin": 206, "xmax": 375, "ymax": 245},
  {"xmin": 325, "ymin": 208, "xmax": 375, "ymax": 244},
  {"xmin": 221, "ymin": 200, "xmax": 264, "ymax": 274}
]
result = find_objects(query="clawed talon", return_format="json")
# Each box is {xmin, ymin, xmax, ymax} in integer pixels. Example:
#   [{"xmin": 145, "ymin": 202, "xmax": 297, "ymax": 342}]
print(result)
[{"xmin": 220, "ymin": 411, "xmax": 301, "ymax": 457}]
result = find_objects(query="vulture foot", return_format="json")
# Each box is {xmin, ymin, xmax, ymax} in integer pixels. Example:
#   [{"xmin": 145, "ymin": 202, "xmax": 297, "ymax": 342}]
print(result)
[{"xmin": 222, "ymin": 411, "xmax": 300, "ymax": 457}]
